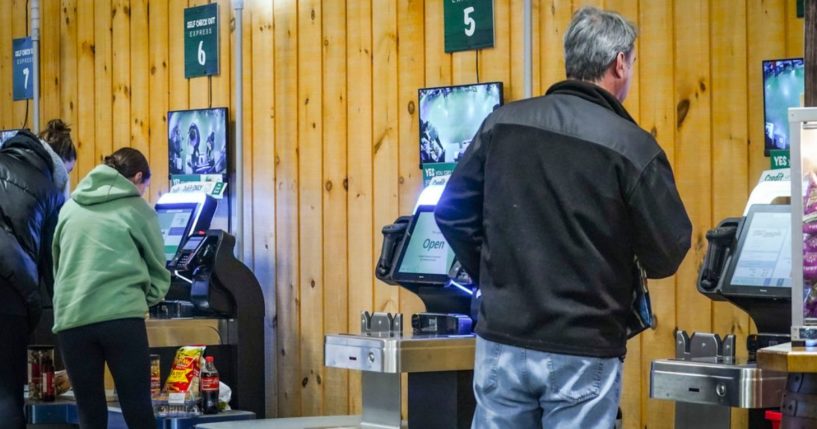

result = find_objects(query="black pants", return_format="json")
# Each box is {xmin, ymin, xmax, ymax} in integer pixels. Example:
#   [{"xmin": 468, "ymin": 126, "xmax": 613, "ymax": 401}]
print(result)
[
  {"xmin": 0, "ymin": 315, "xmax": 28, "ymax": 429},
  {"xmin": 58, "ymin": 318, "xmax": 155, "ymax": 429}
]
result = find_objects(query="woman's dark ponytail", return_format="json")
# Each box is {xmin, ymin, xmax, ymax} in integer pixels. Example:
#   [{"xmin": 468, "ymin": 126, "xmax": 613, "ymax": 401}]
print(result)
[
  {"xmin": 103, "ymin": 148, "xmax": 151, "ymax": 182},
  {"xmin": 39, "ymin": 119, "xmax": 77, "ymax": 162}
]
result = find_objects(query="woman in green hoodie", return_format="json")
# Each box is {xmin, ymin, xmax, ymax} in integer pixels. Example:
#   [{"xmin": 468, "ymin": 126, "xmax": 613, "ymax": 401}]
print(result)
[{"xmin": 52, "ymin": 148, "xmax": 169, "ymax": 429}]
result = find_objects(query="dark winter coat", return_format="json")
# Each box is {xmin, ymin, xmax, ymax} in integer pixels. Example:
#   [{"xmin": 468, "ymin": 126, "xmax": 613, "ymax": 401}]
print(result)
[
  {"xmin": 435, "ymin": 80, "xmax": 692, "ymax": 358},
  {"xmin": 0, "ymin": 130, "xmax": 65, "ymax": 331}
]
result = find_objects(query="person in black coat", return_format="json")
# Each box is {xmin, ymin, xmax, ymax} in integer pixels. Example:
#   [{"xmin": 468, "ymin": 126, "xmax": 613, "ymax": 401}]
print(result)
[{"xmin": 0, "ymin": 122, "xmax": 75, "ymax": 429}]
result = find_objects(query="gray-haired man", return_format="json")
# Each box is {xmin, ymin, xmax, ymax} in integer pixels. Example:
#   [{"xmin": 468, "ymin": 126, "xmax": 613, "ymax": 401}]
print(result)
[{"xmin": 435, "ymin": 7, "xmax": 691, "ymax": 428}]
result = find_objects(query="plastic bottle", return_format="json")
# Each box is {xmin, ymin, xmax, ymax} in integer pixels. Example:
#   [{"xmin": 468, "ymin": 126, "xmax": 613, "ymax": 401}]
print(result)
[{"xmin": 200, "ymin": 356, "xmax": 220, "ymax": 414}]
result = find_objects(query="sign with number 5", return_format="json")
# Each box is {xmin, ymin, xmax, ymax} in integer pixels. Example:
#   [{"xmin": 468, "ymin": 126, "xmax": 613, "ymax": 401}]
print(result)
[{"xmin": 444, "ymin": 0, "xmax": 494, "ymax": 53}]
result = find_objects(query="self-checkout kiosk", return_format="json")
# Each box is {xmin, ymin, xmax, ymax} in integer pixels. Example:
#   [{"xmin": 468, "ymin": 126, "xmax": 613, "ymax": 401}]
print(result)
[
  {"xmin": 650, "ymin": 200, "xmax": 790, "ymax": 428},
  {"xmin": 149, "ymin": 191, "xmax": 266, "ymax": 418}
]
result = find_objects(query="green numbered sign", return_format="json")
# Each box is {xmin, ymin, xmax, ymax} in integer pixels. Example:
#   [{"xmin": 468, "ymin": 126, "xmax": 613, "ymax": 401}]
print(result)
[
  {"xmin": 184, "ymin": 3, "xmax": 219, "ymax": 78},
  {"xmin": 444, "ymin": 0, "xmax": 494, "ymax": 53},
  {"xmin": 12, "ymin": 37, "xmax": 33, "ymax": 100}
]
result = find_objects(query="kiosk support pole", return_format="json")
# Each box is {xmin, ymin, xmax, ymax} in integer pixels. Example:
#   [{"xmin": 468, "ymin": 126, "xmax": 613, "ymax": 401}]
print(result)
[
  {"xmin": 31, "ymin": 0, "xmax": 40, "ymax": 133},
  {"xmin": 233, "ymin": 0, "xmax": 245, "ymax": 262}
]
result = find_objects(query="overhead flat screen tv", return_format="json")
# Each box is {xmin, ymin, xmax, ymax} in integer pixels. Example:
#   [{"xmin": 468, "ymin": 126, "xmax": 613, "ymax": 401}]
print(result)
[
  {"xmin": 168, "ymin": 107, "xmax": 228, "ymax": 177},
  {"xmin": 763, "ymin": 58, "xmax": 804, "ymax": 155},
  {"xmin": 722, "ymin": 204, "xmax": 791, "ymax": 299},
  {"xmin": 418, "ymin": 82, "xmax": 503, "ymax": 167}
]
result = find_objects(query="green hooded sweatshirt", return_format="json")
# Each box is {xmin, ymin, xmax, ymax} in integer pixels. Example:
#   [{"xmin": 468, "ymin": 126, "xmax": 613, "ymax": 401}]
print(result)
[{"xmin": 52, "ymin": 165, "xmax": 170, "ymax": 333}]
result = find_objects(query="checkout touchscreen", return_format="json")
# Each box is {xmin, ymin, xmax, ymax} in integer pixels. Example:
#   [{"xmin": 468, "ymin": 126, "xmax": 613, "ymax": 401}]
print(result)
[
  {"xmin": 393, "ymin": 206, "xmax": 456, "ymax": 284},
  {"xmin": 723, "ymin": 204, "xmax": 791, "ymax": 297},
  {"xmin": 157, "ymin": 207, "xmax": 195, "ymax": 262}
]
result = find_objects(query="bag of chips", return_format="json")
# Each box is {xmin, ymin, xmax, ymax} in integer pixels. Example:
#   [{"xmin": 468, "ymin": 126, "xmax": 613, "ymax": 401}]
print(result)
[{"xmin": 163, "ymin": 345, "xmax": 206, "ymax": 407}]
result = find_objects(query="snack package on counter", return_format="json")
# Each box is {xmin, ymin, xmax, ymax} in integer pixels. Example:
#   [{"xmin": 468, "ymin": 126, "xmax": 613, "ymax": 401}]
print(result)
[
  {"xmin": 160, "ymin": 345, "xmax": 206, "ymax": 415},
  {"xmin": 805, "ymin": 282, "xmax": 817, "ymax": 318},
  {"xmin": 219, "ymin": 381, "xmax": 232, "ymax": 411}
]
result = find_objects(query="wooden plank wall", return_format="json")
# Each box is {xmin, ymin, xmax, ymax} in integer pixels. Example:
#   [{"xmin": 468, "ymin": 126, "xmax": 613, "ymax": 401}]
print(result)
[{"xmin": 0, "ymin": 1, "xmax": 803, "ymax": 427}]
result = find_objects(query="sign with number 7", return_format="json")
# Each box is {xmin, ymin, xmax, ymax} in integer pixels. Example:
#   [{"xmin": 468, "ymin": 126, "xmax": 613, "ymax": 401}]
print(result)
[{"xmin": 12, "ymin": 37, "xmax": 33, "ymax": 101}]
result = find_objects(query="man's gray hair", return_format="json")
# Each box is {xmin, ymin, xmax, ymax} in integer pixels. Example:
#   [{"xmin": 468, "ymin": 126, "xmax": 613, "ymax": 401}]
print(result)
[{"xmin": 563, "ymin": 6, "xmax": 637, "ymax": 82}]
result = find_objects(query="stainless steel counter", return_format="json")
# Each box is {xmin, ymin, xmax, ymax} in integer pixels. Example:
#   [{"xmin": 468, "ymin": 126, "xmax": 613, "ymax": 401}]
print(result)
[
  {"xmin": 324, "ymin": 334, "xmax": 475, "ymax": 373},
  {"xmin": 145, "ymin": 318, "xmax": 237, "ymax": 348}
]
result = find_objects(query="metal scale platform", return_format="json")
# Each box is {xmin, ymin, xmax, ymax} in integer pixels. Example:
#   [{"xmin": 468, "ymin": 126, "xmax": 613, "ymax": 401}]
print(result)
[{"xmin": 651, "ymin": 331, "xmax": 786, "ymax": 428}]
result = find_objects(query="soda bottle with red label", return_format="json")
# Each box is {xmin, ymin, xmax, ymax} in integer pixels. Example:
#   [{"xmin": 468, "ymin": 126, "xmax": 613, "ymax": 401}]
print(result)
[{"xmin": 200, "ymin": 356, "xmax": 219, "ymax": 414}]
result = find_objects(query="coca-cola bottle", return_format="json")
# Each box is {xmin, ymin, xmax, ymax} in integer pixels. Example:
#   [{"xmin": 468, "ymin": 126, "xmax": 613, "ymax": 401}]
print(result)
[{"xmin": 200, "ymin": 356, "xmax": 220, "ymax": 414}]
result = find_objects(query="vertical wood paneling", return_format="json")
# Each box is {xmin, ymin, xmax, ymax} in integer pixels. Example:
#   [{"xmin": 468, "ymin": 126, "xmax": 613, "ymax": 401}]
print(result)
[
  {"xmin": 424, "ymin": 0, "xmax": 451, "ymax": 87},
  {"xmin": 93, "ymin": 0, "xmax": 112, "ymax": 162},
  {"xmin": 674, "ymin": 0, "xmax": 712, "ymax": 335},
  {"xmin": 274, "ymin": 0, "xmax": 300, "ymax": 417},
  {"xmin": 346, "ymin": 0, "xmax": 373, "ymax": 413},
  {"xmin": 639, "ymin": 2, "xmax": 676, "ymax": 427},
  {"xmin": 60, "ymin": 0, "xmax": 78, "ymax": 181},
  {"xmin": 321, "ymin": 0, "xmax": 349, "ymax": 416},
  {"xmin": 297, "ymin": 0, "xmax": 323, "ymax": 417},
  {"xmin": 372, "ymin": 0, "xmax": 399, "ymax": 316},
  {"xmin": 111, "ymin": 0, "xmax": 130, "ymax": 150},
  {"xmin": 786, "ymin": 0, "xmax": 805, "ymax": 58},
  {"xmin": 168, "ymin": 0, "xmax": 189, "ymax": 112},
  {"xmin": 76, "ymin": 0, "xmax": 95, "ymax": 184},
  {"xmin": 540, "ymin": 0, "xmax": 572, "ymax": 88},
  {"xmin": 480, "ymin": 0, "xmax": 511, "ymax": 89},
  {"xmin": 41, "ymin": 0, "xmax": 61, "ymax": 130},
  {"xmin": 148, "ymin": 0, "xmax": 169, "ymax": 204},
  {"xmin": 11, "ymin": 0, "xmax": 28, "ymax": 129},
  {"xmin": 211, "ymin": 0, "xmax": 231, "ymax": 109},
  {"xmin": 247, "ymin": 0, "xmax": 276, "ymax": 416},
  {"xmin": 130, "ymin": 0, "xmax": 150, "ymax": 173},
  {"xmin": 0, "ymin": 0, "xmax": 12, "ymax": 128}
]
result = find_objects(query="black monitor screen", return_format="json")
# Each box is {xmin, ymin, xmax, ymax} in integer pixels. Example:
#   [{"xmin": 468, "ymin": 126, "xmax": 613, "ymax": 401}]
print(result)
[
  {"xmin": 723, "ymin": 204, "xmax": 791, "ymax": 297},
  {"xmin": 418, "ymin": 82, "xmax": 503, "ymax": 166},
  {"xmin": 393, "ymin": 207, "xmax": 455, "ymax": 284},
  {"xmin": 168, "ymin": 107, "xmax": 228, "ymax": 177},
  {"xmin": 763, "ymin": 58, "xmax": 804, "ymax": 155},
  {"xmin": 157, "ymin": 207, "xmax": 195, "ymax": 262}
]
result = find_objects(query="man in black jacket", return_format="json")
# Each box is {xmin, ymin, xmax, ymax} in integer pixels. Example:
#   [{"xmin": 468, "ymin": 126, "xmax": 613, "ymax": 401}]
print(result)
[
  {"xmin": 435, "ymin": 7, "xmax": 691, "ymax": 429},
  {"xmin": 0, "ymin": 129, "xmax": 73, "ymax": 429}
]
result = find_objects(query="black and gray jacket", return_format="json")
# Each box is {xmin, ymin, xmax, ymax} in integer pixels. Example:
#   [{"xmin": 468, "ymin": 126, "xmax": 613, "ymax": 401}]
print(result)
[
  {"xmin": 0, "ymin": 130, "xmax": 65, "ymax": 330},
  {"xmin": 435, "ymin": 80, "xmax": 692, "ymax": 357}
]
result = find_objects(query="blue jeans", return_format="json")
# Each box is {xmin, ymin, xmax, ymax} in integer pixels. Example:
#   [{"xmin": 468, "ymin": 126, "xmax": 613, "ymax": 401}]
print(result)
[{"xmin": 472, "ymin": 335, "xmax": 622, "ymax": 429}]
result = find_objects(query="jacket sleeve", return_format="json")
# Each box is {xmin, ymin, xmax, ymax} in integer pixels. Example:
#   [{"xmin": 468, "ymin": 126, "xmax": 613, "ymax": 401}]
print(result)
[
  {"xmin": 135, "ymin": 210, "xmax": 171, "ymax": 306},
  {"xmin": 434, "ymin": 122, "xmax": 490, "ymax": 283},
  {"xmin": 627, "ymin": 151, "xmax": 692, "ymax": 279}
]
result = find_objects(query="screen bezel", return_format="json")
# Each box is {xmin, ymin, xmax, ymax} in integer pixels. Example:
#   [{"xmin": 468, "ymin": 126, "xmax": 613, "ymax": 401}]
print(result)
[
  {"xmin": 417, "ymin": 81, "xmax": 504, "ymax": 169},
  {"xmin": 391, "ymin": 205, "xmax": 455, "ymax": 285},
  {"xmin": 721, "ymin": 204, "xmax": 791, "ymax": 299},
  {"xmin": 167, "ymin": 106, "xmax": 229, "ymax": 179},
  {"xmin": 156, "ymin": 203, "xmax": 198, "ymax": 263},
  {"xmin": 762, "ymin": 57, "xmax": 804, "ymax": 156}
]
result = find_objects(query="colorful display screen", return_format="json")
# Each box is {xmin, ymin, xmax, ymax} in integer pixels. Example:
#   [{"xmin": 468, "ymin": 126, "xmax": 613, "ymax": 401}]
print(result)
[
  {"xmin": 168, "ymin": 108, "xmax": 228, "ymax": 176},
  {"xmin": 396, "ymin": 210, "xmax": 455, "ymax": 280},
  {"xmin": 763, "ymin": 58, "xmax": 804, "ymax": 155},
  {"xmin": 157, "ymin": 207, "xmax": 195, "ymax": 262},
  {"xmin": 418, "ymin": 82, "xmax": 503, "ymax": 166}
]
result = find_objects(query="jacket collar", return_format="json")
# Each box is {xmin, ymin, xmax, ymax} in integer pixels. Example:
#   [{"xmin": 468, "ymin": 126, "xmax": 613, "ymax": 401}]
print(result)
[{"xmin": 546, "ymin": 79, "xmax": 636, "ymax": 125}]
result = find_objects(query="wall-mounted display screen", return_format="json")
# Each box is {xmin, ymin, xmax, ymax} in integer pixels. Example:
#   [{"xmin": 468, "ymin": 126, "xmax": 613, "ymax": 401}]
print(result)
[
  {"xmin": 418, "ymin": 82, "xmax": 503, "ymax": 167},
  {"xmin": 168, "ymin": 107, "xmax": 228, "ymax": 177},
  {"xmin": 763, "ymin": 58, "xmax": 804, "ymax": 155}
]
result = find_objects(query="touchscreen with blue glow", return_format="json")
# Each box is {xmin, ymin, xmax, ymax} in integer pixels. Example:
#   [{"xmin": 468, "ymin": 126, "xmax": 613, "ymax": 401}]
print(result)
[
  {"xmin": 157, "ymin": 208, "xmax": 195, "ymax": 262},
  {"xmin": 397, "ymin": 211, "xmax": 455, "ymax": 276},
  {"xmin": 730, "ymin": 211, "xmax": 791, "ymax": 287}
]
